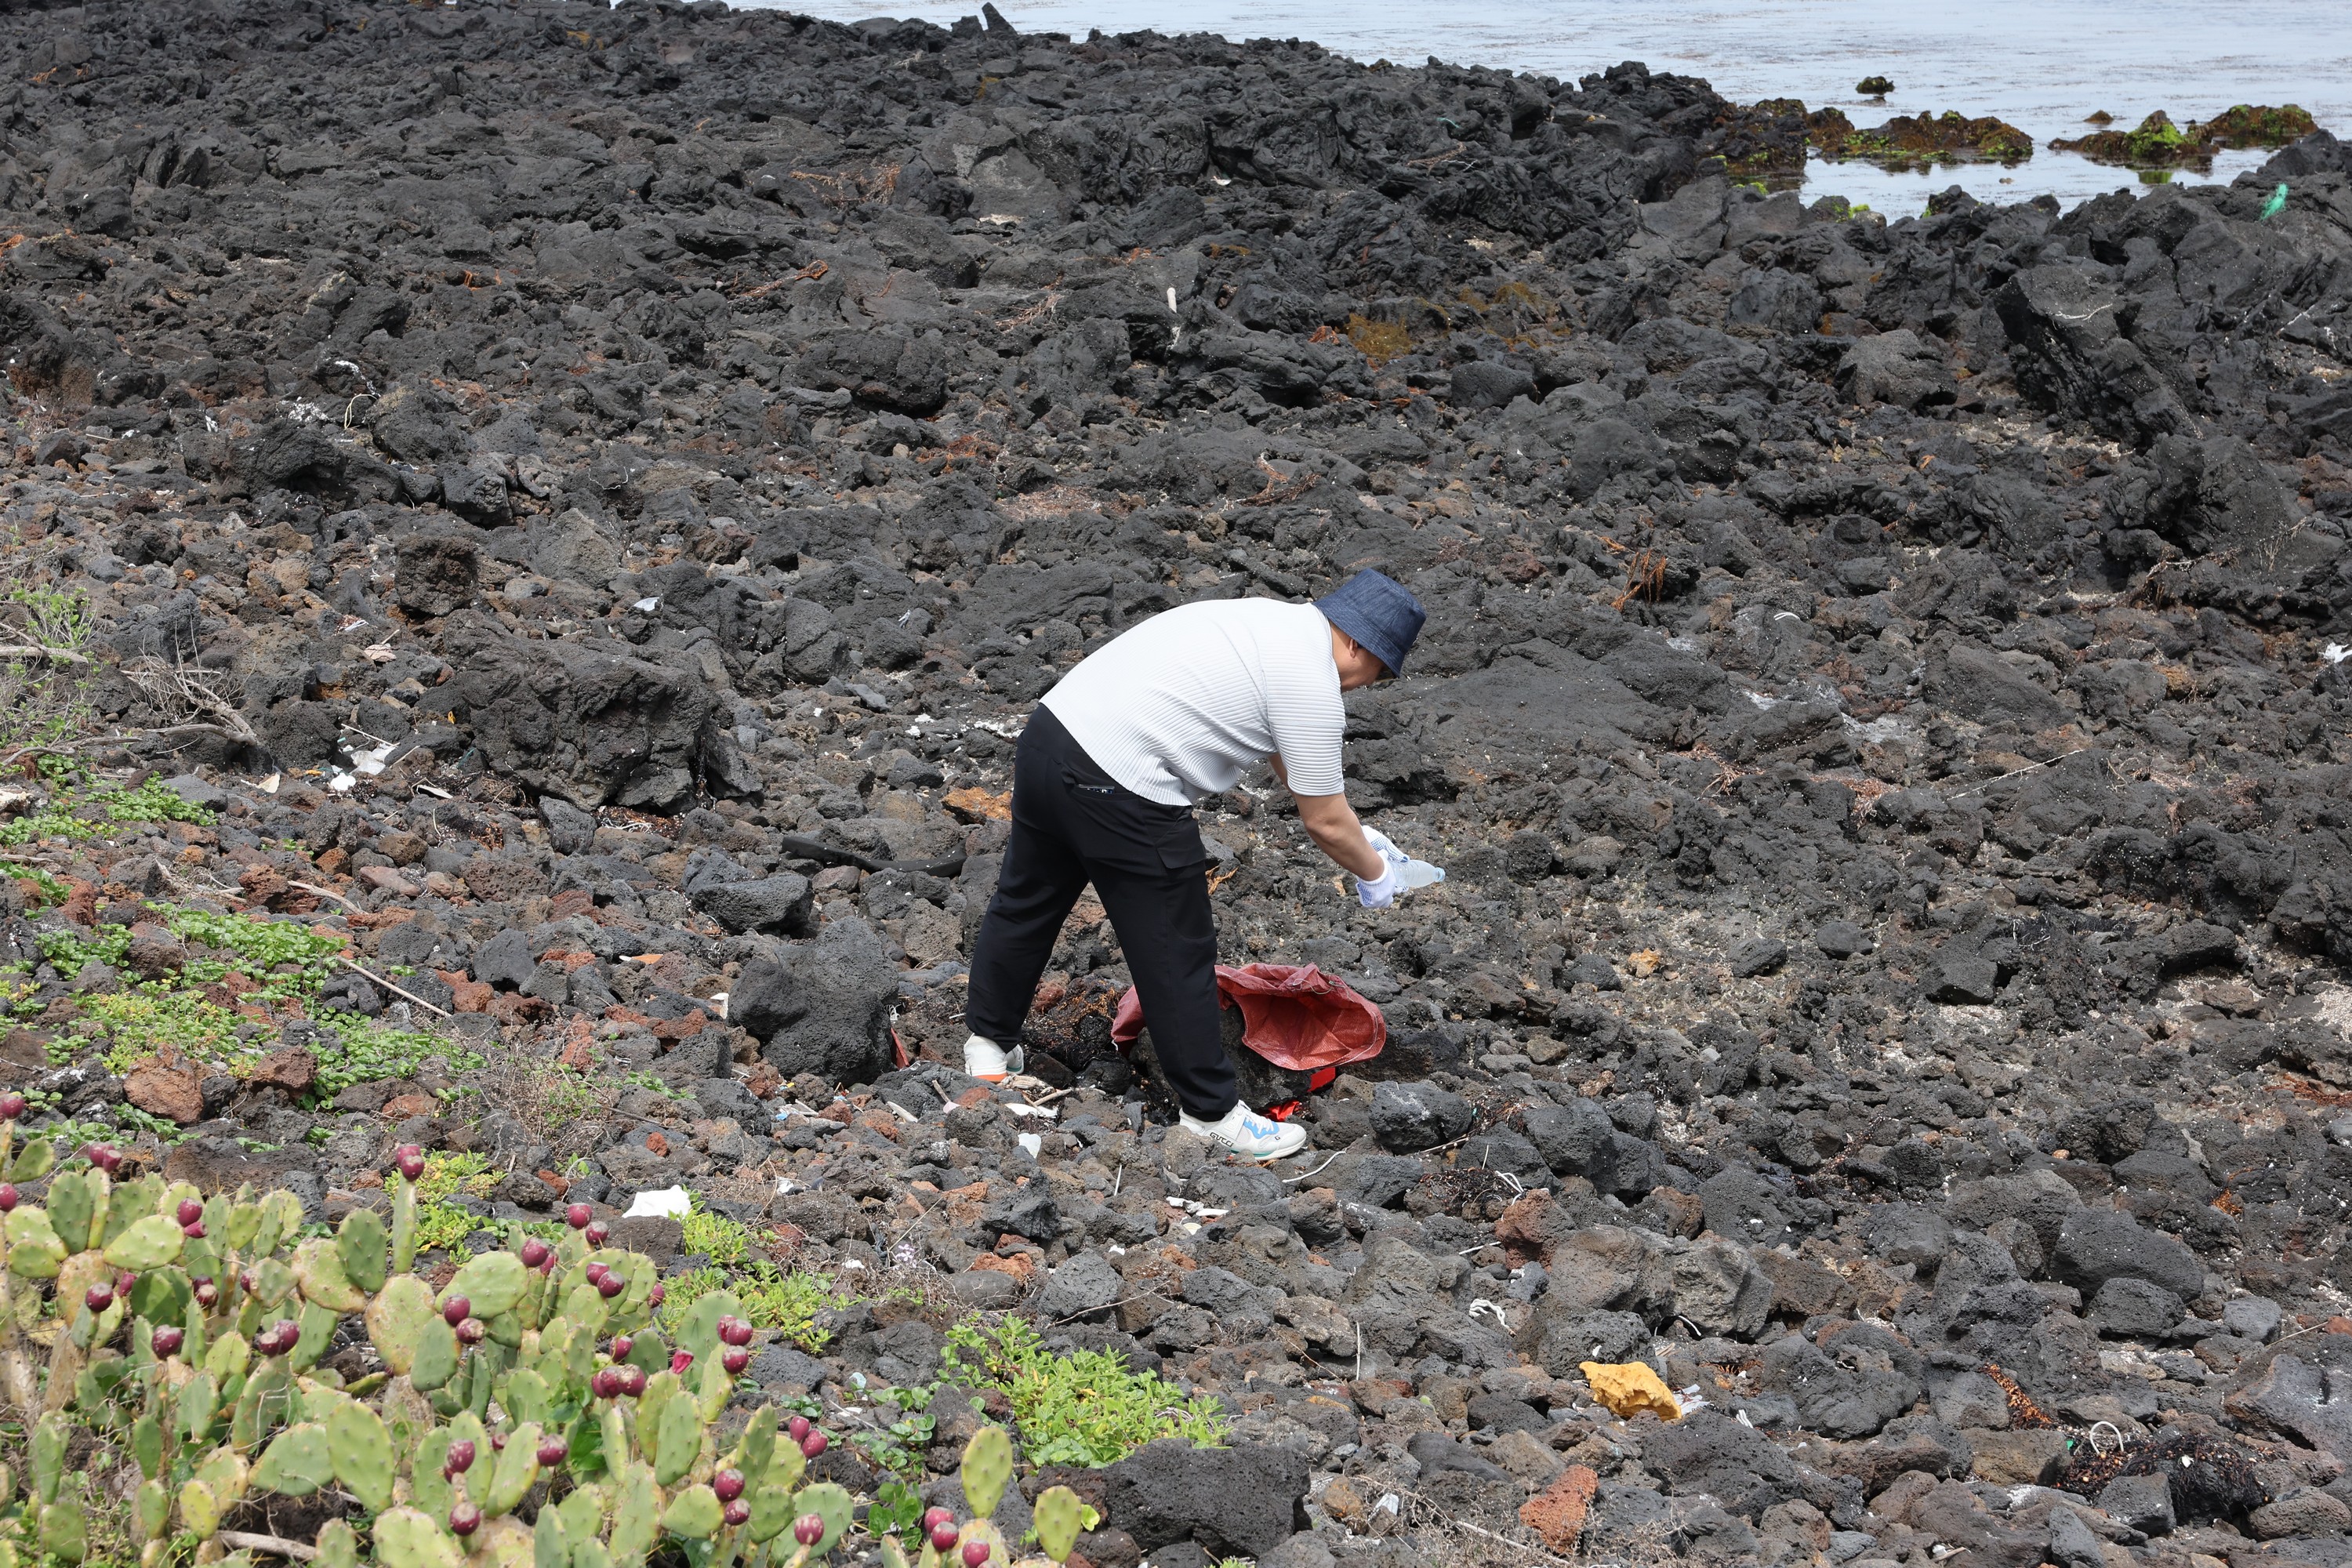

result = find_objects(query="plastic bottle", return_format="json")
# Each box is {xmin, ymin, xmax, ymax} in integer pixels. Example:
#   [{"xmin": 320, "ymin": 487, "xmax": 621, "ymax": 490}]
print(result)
[{"xmin": 1396, "ymin": 858, "xmax": 1446, "ymax": 889}]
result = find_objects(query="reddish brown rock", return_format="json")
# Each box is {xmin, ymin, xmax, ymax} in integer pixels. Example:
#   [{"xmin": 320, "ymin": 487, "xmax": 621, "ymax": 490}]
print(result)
[
  {"xmin": 487, "ymin": 993, "xmax": 551, "ymax": 1027},
  {"xmin": 439, "ymin": 970, "xmax": 492, "ymax": 1013},
  {"xmin": 250, "ymin": 1047, "xmax": 317, "ymax": 1094},
  {"xmin": 124, "ymin": 1058, "xmax": 205, "ymax": 1124},
  {"xmin": 122, "ymin": 927, "xmax": 189, "ymax": 980},
  {"xmin": 1519, "ymin": 1465, "xmax": 1599, "ymax": 1553},
  {"xmin": 357, "ymin": 864, "xmax": 418, "ymax": 896}
]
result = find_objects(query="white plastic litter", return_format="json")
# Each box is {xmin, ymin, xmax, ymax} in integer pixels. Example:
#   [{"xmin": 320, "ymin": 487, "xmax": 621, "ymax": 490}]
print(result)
[
  {"xmin": 1363, "ymin": 828, "xmax": 1444, "ymax": 893},
  {"xmin": 633, "ymin": 597, "xmax": 660, "ymax": 612},
  {"xmin": 2326, "ymin": 643, "xmax": 2351, "ymax": 664},
  {"xmin": 1016, "ymin": 1132, "xmax": 1044, "ymax": 1159},
  {"xmin": 623, "ymin": 1185, "xmax": 691, "ymax": 1219}
]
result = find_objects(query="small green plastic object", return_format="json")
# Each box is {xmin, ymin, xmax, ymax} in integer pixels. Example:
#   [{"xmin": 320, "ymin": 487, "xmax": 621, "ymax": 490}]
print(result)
[{"xmin": 2261, "ymin": 182, "xmax": 2289, "ymax": 220}]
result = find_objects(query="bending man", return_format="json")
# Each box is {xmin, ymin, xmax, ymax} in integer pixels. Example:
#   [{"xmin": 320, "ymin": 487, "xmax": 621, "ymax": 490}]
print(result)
[{"xmin": 961, "ymin": 570, "xmax": 1426, "ymax": 1160}]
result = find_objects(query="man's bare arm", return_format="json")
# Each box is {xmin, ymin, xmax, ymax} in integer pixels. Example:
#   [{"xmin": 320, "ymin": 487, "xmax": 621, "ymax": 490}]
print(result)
[{"xmin": 1294, "ymin": 789, "xmax": 1385, "ymax": 880}]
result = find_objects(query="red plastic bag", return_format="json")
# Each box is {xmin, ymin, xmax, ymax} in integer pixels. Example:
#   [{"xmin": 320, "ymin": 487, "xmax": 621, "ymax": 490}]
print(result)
[{"xmin": 1109, "ymin": 963, "xmax": 1386, "ymax": 1075}]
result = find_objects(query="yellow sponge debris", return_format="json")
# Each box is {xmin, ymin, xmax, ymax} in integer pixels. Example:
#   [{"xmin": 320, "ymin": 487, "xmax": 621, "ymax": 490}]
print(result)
[{"xmin": 1580, "ymin": 1360, "xmax": 1682, "ymax": 1421}]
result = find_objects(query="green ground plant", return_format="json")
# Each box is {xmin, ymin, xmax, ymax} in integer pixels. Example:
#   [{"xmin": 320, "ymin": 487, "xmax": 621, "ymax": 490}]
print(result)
[
  {"xmin": 37, "ymin": 904, "xmax": 346, "ymax": 1001},
  {"xmin": 412, "ymin": 1151, "xmax": 502, "ymax": 1254},
  {"xmin": 307, "ymin": 1012, "xmax": 482, "ymax": 1103},
  {"xmin": 940, "ymin": 1316, "xmax": 1229, "ymax": 1467},
  {"xmin": 0, "ymin": 775, "xmax": 214, "ymax": 848},
  {"xmin": 682, "ymin": 1200, "xmax": 757, "ymax": 1266},
  {"xmin": 0, "ymin": 588, "xmax": 98, "ymax": 765},
  {"xmin": 619, "ymin": 1069, "xmax": 694, "ymax": 1106},
  {"xmin": 659, "ymin": 1263, "xmax": 833, "ymax": 1352}
]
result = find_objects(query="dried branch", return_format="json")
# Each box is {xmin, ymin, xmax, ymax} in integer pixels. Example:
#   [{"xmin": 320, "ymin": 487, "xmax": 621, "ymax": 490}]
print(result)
[
  {"xmin": 120, "ymin": 656, "xmax": 262, "ymax": 747},
  {"xmin": 216, "ymin": 1533, "xmax": 319, "ymax": 1562}
]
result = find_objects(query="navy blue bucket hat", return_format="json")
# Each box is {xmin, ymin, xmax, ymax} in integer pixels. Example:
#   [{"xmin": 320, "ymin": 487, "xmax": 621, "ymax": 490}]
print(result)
[{"xmin": 1315, "ymin": 570, "xmax": 1425, "ymax": 677}]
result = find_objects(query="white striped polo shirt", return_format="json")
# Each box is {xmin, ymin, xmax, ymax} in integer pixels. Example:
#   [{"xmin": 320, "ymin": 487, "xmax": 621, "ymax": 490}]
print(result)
[{"xmin": 1038, "ymin": 597, "xmax": 1345, "ymax": 806}]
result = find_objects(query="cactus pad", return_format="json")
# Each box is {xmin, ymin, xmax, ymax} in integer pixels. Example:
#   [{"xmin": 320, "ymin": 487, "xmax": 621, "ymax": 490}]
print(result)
[
  {"xmin": 444, "ymin": 1250, "xmax": 531, "ymax": 1319},
  {"xmin": 336, "ymin": 1207, "xmax": 387, "ymax": 1292},
  {"xmin": 291, "ymin": 1238, "xmax": 366, "ymax": 1312},
  {"xmin": 30, "ymin": 1414, "xmax": 65, "ymax": 1504},
  {"xmin": 366, "ymin": 1275, "xmax": 436, "ymax": 1375},
  {"xmin": 481, "ymin": 1421, "xmax": 543, "ymax": 1517},
  {"xmin": 794, "ymin": 1483, "xmax": 856, "ymax": 1555},
  {"xmin": 38, "ymin": 1501, "xmax": 85, "ymax": 1562},
  {"xmin": 101, "ymin": 1214, "xmax": 184, "ymax": 1272},
  {"xmin": 253, "ymin": 1422, "xmax": 336, "ymax": 1496},
  {"xmin": 315, "ymin": 1520, "xmax": 361, "ymax": 1568},
  {"xmin": 134, "ymin": 1476, "xmax": 170, "ymax": 1542},
  {"xmin": 1032, "ymin": 1486, "xmax": 1098, "ymax": 1563},
  {"xmin": 655, "ymin": 1387, "xmax": 706, "ymax": 1486},
  {"xmin": 374, "ymin": 1505, "xmax": 469, "ymax": 1568},
  {"xmin": 960, "ymin": 1426, "xmax": 1014, "ymax": 1521},
  {"xmin": 6, "ymin": 1136, "xmax": 53, "ymax": 1184},
  {"xmin": 178, "ymin": 1478, "xmax": 222, "ymax": 1537},
  {"xmin": 45, "ymin": 1170, "xmax": 95, "ymax": 1253},
  {"xmin": 3, "ymin": 1207, "xmax": 64, "ymax": 1278},
  {"xmin": 673, "ymin": 1288, "xmax": 740, "ymax": 1372},
  {"xmin": 608, "ymin": 1461, "xmax": 661, "ymax": 1566},
  {"xmin": 325, "ymin": 1399, "xmax": 394, "ymax": 1512},
  {"xmin": 409, "ymin": 1313, "xmax": 461, "ymax": 1392},
  {"xmin": 661, "ymin": 1484, "xmax": 724, "ymax": 1540}
]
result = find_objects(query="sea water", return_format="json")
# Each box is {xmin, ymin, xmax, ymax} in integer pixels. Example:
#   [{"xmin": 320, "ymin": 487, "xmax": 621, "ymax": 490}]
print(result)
[{"xmin": 760, "ymin": 0, "xmax": 2349, "ymax": 216}]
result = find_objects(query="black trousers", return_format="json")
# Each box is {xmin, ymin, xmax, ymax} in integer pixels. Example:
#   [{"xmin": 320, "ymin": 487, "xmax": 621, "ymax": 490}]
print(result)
[{"xmin": 965, "ymin": 706, "xmax": 1236, "ymax": 1121}]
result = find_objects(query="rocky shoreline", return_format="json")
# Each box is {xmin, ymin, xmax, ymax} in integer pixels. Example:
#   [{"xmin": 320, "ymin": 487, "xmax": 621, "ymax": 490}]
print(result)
[{"xmin": 5, "ymin": 1, "xmax": 2352, "ymax": 1564}]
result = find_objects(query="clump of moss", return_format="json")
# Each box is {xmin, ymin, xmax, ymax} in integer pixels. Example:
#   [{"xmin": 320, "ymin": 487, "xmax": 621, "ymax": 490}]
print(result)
[
  {"xmin": 1817, "ymin": 110, "xmax": 2034, "ymax": 167},
  {"xmin": 2053, "ymin": 104, "xmax": 2315, "ymax": 169},
  {"xmin": 1344, "ymin": 312, "xmax": 1412, "ymax": 364}
]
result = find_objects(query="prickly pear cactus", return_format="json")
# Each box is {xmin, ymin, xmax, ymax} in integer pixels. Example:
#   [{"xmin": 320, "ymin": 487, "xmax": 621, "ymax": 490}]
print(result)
[{"xmin": 0, "ymin": 1111, "xmax": 857, "ymax": 1568}]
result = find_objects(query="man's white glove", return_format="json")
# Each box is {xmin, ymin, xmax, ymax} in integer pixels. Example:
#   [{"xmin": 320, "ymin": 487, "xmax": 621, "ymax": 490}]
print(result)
[{"xmin": 1356, "ymin": 826, "xmax": 1408, "ymax": 908}]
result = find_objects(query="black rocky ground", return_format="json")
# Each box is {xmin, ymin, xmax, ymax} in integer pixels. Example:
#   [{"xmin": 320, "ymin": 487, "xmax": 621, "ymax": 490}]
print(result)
[{"xmin": 8, "ymin": 0, "xmax": 2352, "ymax": 1563}]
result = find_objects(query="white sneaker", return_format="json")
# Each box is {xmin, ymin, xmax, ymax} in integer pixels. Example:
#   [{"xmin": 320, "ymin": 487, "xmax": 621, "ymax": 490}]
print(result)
[
  {"xmin": 963, "ymin": 1033, "xmax": 1025, "ymax": 1082},
  {"xmin": 1180, "ymin": 1102, "xmax": 1308, "ymax": 1162}
]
